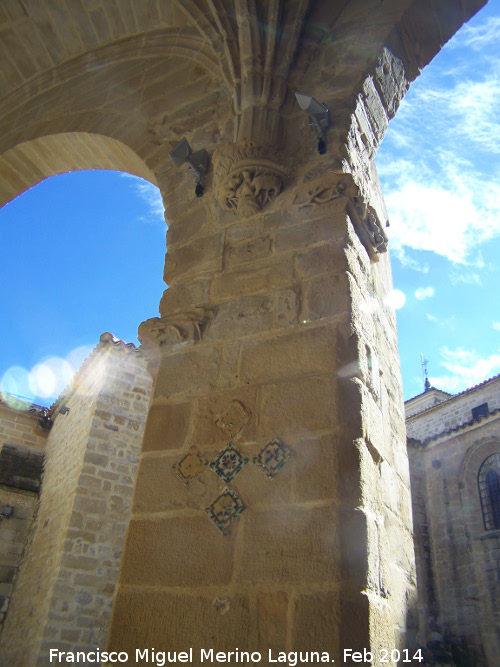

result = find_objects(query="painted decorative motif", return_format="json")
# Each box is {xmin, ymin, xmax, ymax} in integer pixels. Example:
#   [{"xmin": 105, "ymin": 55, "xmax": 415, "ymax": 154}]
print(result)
[
  {"xmin": 206, "ymin": 487, "xmax": 246, "ymax": 533},
  {"xmin": 210, "ymin": 442, "xmax": 249, "ymax": 483},
  {"xmin": 172, "ymin": 446, "xmax": 208, "ymax": 485},
  {"xmin": 216, "ymin": 400, "xmax": 251, "ymax": 437},
  {"xmin": 253, "ymin": 439, "xmax": 291, "ymax": 478}
]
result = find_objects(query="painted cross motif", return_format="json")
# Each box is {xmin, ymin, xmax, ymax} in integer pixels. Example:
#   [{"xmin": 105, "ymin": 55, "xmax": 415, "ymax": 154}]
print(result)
[
  {"xmin": 210, "ymin": 442, "xmax": 249, "ymax": 483},
  {"xmin": 206, "ymin": 488, "xmax": 245, "ymax": 533},
  {"xmin": 253, "ymin": 439, "xmax": 291, "ymax": 478},
  {"xmin": 172, "ymin": 446, "xmax": 208, "ymax": 485},
  {"xmin": 215, "ymin": 400, "xmax": 251, "ymax": 438}
]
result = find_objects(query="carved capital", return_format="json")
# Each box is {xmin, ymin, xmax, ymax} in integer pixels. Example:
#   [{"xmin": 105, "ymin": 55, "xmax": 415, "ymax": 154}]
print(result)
[
  {"xmin": 213, "ymin": 141, "xmax": 288, "ymax": 217},
  {"xmin": 293, "ymin": 174, "xmax": 388, "ymax": 260},
  {"xmin": 138, "ymin": 307, "xmax": 216, "ymax": 350}
]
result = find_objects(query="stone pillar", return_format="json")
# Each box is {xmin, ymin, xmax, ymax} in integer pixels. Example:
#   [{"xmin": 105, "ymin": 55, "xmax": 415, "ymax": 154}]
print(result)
[{"xmin": 107, "ymin": 139, "xmax": 415, "ymax": 663}]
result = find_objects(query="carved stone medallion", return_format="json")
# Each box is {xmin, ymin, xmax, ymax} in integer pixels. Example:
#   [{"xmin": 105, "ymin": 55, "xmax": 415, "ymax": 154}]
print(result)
[{"xmin": 213, "ymin": 141, "xmax": 288, "ymax": 217}]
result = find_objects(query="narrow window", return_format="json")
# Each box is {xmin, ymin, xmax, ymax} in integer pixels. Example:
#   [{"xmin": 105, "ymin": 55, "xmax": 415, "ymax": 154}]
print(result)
[
  {"xmin": 478, "ymin": 453, "xmax": 500, "ymax": 530},
  {"xmin": 472, "ymin": 403, "xmax": 489, "ymax": 421}
]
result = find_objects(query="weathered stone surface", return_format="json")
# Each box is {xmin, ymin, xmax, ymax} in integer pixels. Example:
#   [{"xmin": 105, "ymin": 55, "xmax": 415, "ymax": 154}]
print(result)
[
  {"xmin": 238, "ymin": 506, "xmax": 340, "ymax": 584},
  {"xmin": 272, "ymin": 288, "xmax": 300, "ymax": 328},
  {"xmin": 142, "ymin": 402, "xmax": 191, "ymax": 452},
  {"xmin": 108, "ymin": 590, "xmax": 253, "ymax": 657},
  {"xmin": 239, "ymin": 326, "xmax": 337, "ymax": 383},
  {"xmin": 120, "ymin": 515, "xmax": 236, "ymax": 587},
  {"xmin": 203, "ymin": 295, "xmax": 272, "ymax": 342},
  {"xmin": 302, "ymin": 273, "xmax": 352, "ymax": 321},
  {"xmin": 292, "ymin": 592, "xmax": 341, "ymax": 654},
  {"xmin": 225, "ymin": 235, "xmax": 273, "ymax": 269},
  {"xmin": 259, "ymin": 375, "xmax": 337, "ymax": 437},
  {"xmin": 155, "ymin": 346, "xmax": 220, "ymax": 398},
  {"xmin": 163, "ymin": 232, "xmax": 224, "ymax": 285},
  {"xmin": 210, "ymin": 256, "xmax": 293, "ymax": 302}
]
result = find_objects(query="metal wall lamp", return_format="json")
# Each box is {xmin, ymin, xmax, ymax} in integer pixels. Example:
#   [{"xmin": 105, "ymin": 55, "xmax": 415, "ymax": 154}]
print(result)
[
  {"xmin": 295, "ymin": 92, "xmax": 329, "ymax": 154},
  {"xmin": 169, "ymin": 137, "xmax": 210, "ymax": 197}
]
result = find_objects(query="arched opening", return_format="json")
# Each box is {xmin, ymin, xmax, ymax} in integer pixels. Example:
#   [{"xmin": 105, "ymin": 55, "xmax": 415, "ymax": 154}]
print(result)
[
  {"xmin": 0, "ymin": 134, "xmax": 166, "ymax": 406},
  {"xmin": 478, "ymin": 452, "xmax": 500, "ymax": 531}
]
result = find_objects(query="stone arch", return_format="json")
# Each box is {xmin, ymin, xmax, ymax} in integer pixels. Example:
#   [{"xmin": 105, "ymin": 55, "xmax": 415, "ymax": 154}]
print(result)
[
  {"xmin": 0, "ymin": 133, "xmax": 158, "ymax": 209},
  {"xmin": 460, "ymin": 437, "xmax": 500, "ymax": 537}
]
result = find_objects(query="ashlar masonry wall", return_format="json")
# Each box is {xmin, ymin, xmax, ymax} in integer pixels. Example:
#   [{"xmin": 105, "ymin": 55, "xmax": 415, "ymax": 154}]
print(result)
[
  {"xmin": 0, "ymin": 399, "xmax": 48, "ymax": 636},
  {"xmin": 407, "ymin": 376, "xmax": 500, "ymax": 667},
  {"xmin": 0, "ymin": 335, "xmax": 151, "ymax": 667}
]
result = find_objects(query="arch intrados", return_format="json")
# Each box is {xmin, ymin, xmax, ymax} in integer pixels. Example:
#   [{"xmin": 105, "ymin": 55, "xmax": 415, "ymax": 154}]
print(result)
[
  {"xmin": 0, "ymin": 133, "xmax": 158, "ymax": 210},
  {"xmin": 0, "ymin": 29, "xmax": 227, "ymax": 122}
]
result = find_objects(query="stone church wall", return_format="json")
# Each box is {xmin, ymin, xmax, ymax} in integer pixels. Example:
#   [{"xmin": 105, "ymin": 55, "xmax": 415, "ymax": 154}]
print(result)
[
  {"xmin": 407, "ymin": 376, "xmax": 500, "ymax": 667},
  {"xmin": 0, "ymin": 335, "xmax": 151, "ymax": 666},
  {"xmin": 0, "ymin": 399, "xmax": 48, "ymax": 636}
]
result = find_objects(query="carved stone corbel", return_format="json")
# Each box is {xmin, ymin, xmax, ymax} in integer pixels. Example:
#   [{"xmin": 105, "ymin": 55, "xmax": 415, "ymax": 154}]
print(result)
[
  {"xmin": 293, "ymin": 174, "xmax": 388, "ymax": 261},
  {"xmin": 213, "ymin": 141, "xmax": 288, "ymax": 217},
  {"xmin": 138, "ymin": 307, "xmax": 216, "ymax": 350}
]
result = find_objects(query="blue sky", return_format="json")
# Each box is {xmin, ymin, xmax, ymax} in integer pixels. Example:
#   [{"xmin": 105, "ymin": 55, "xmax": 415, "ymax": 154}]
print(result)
[
  {"xmin": 376, "ymin": 0, "xmax": 500, "ymax": 398},
  {"xmin": 0, "ymin": 2, "xmax": 499, "ymax": 405}
]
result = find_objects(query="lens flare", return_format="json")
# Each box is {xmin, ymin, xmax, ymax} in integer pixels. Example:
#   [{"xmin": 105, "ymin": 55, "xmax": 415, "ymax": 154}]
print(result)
[
  {"xmin": 66, "ymin": 345, "xmax": 94, "ymax": 373},
  {"xmin": 29, "ymin": 357, "xmax": 73, "ymax": 399},
  {"xmin": 1, "ymin": 366, "xmax": 33, "ymax": 408},
  {"xmin": 383, "ymin": 289, "xmax": 406, "ymax": 310},
  {"xmin": 358, "ymin": 297, "xmax": 379, "ymax": 315}
]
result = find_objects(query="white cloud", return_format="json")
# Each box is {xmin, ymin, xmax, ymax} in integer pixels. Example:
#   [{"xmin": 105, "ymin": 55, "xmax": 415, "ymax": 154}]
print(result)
[
  {"xmin": 449, "ymin": 271, "xmax": 483, "ymax": 286},
  {"xmin": 415, "ymin": 286, "xmax": 434, "ymax": 300},
  {"xmin": 451, "ymin": 16, "xmax": 500, "ymax": 51},
  {"xmin": 429, "ymin": 347, "xmax": 500, "ymax": 393},
  {"xmin": 426, "ymin": 313, "xmax": 438, "ymax": 322},
  {"xmin": 384, "ymin": 175, "xmax": 500, "ymax": 265},
  {"xmin": 121, "ymin": 174, "xmax": 165, "ymax": 227},
  {"xmin": 377, "ymin": 24, "xmax": 500, "ymax": 266},
  {"xmin": 493, "ymin": 322, "xmax": 500, "ymax": 332}
]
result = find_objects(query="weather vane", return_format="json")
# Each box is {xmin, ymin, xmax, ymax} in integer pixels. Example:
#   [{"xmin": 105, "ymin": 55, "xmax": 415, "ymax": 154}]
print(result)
[{"xmin": 420, "ymin": 354, "xmax": 431, "ymax": 392}]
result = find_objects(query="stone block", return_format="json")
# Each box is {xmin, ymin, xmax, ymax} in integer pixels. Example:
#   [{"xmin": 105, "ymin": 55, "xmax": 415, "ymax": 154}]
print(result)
[
  {"xmin": 294, "ymin": 242, "xmax": 347, "ymax": 280},
  {"xmin": 291, "ymin": 433, "xmax": 340, "ymax": 503},
  {"xmin": 302, "ymin": 273, "xmax": 351, "ymax": 321},
  {"xmin": 155, "ymin": 346, "xmax": 220, "ymax": 398},
  {"xmin": 225, "ymin": 235, "xmax": 272, "ymax": 269},
  {"xmin": 229, "ymin": 443, "xmax": 293, "ymax": 506},
  {"xmin": 259, "ymin": 375, "xmax": 337, "ymax": 436},
  {"xmin": 120, "ymin": 515, "xmax": 236, "ymax": 587},
  {"xmin": 190, "ymin": 388, "xmax": 257, "ymax": 447},
  {"xmin": 73, "ymin": 497, "xmax": 107, "ymax": 515},
  {"xmin": 166, "ymin": 206, "xmax": 211, "ymax": 246},
  {"xmin": 107, "ymin": 590, "xmax": 253, "ymax": 655},
  {"xmin": 257, "ymin": 592, "xmax": 288, "ymax": 651},
  {"xmin": 203, "ymin": 295, "xmax": 272, "ymax": 342},
  {"xmin": 238, "ymin": 506, "xmax": 339, "ymax": 584},
  {"xmin": 274, "ymin": 212, "xmax": 348, "ymax": 254},
  {"xmin": 292, "ymin": 592, "xmax": 341, "ymax": 655},
  {"xmin": 132, "ymin": 453, "xmax": 220, "ymax": 513},
  {"xmin": 239, "ymin": 325, "xmax": 337, "ymax": 384},
  {"xmin": 273, "ymin": 288, "xmax": 300, "ymax": 328},
  {"xmin": 226, "ymin": 218, "xmax": 261, "ymax": 244},
  {"xmin": 216, "ymin": 343, "xmax": 241, "ymax": 389},
  {"xmin": 142, "ymin": 402, "xmax": 192, "ymax": 452},
  {"xmin": 163, "ymin": 232, "xmax": 223, "ymax": 284},
  {"xmin": 211, "ymin": 256, "xmax": 293, "ymax": 302}
]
